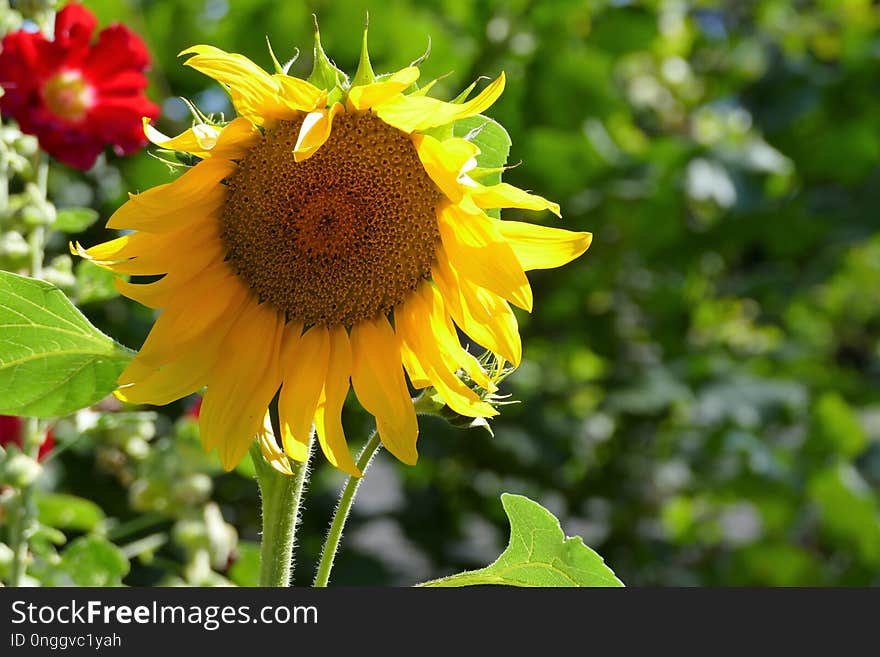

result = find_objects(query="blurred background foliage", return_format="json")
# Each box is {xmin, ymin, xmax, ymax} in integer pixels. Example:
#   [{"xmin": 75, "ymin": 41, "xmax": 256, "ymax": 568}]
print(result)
[{"xmin": 4, "ymin": 0, "xmax": 880, "ymax": 586}]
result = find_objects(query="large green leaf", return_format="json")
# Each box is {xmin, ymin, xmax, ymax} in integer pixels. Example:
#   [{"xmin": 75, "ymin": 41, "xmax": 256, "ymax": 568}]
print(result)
[
  {"xmin": 0, "ymin": 271, "xmax": 132, "ymax": 417},
  {"xmin": 420, "ymin": 494, "xmax": 623, "ymax": 587}
]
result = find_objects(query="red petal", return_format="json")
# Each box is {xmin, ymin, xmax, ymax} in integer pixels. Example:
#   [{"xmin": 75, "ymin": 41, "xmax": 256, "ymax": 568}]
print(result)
[
  {"xmin": 0, "ymin": 415, "xmax": 24, "ymax": 447},
  {"xmin": 84, "ymin": 24, "xmax": 150, "ymax": 80},
  {"xmin": 54, "ymin": 3, "xmax": 97, "ymax": 48}
]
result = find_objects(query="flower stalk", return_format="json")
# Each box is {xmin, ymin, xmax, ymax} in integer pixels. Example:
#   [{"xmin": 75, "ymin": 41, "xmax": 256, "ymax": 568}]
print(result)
[
  {"xmin": 250, "ymin": 434, "xmax": 312, "ymax": 587},
  {"xmin": 6, "ymin": 150, "xmax": 50, "ymax": 586},
  {"xmin": 313, "ymin": 429, "xmax": 382, "ymax": 587}
]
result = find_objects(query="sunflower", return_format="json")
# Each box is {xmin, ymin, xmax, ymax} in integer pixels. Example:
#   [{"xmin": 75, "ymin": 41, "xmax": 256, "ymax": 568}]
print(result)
[{"xmin": 75, "ymin": 32, "xmax": 592, "ymax": 476}]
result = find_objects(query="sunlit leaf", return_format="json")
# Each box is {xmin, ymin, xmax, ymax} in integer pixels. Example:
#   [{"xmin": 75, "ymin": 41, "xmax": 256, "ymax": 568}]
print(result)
[
  {"xmin": 0, "ymin": 271, "xmax": 132, "ymax": 417},
  {"xmin": 419, "ymin": 494, "xmax": 623, "ymax": 587}
]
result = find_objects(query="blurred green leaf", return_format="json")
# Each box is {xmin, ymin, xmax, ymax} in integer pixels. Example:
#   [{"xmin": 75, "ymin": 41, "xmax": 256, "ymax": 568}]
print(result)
[
  {"xmin": 228, "ymin": 541, "xmax": 261, "ymax": 587},
  {"xmin": 36, "ymin": 492, "xmax": 106, "ymax": 532},
  {"xmin": 52, "ymin": 536, "xmax": 130, "ymax": 586},
  {"xmin": 0, "ymin": 271, "xmax": 132, "ymax": 417},
  {"xmin": 809, "ymin": 464, "xmax": 880, "ymax": 566},
  {"xmin": 75, "ymin": 261, "xmax": 120, "ymax": 305},
  {"xmin": 54, "ymin": 207, "xmax": 100, "ymax": 233},
  {"xmin": 420, "ymin": 494, "xmax": 623, "ymax": 587},
  {"xmin": 811, "ymin": 392, "xmax": 867, "ymax": 459}
]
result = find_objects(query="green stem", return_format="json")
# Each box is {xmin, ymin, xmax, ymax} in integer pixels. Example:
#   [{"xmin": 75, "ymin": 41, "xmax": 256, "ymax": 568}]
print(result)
[
  {"xmin": 28, "ymin": 153, "xmax": 49, "ymax": 278},
  {"xmin": 9, "ymin": 418, "xmax": 44, "ymax": 586},
  {"xmin": 313, "ymin": 430, "xmax": 382, "ymax": 587},
  {"xmin": 251, "ymin": 435, "xmax": 313, "ymax": 587}
]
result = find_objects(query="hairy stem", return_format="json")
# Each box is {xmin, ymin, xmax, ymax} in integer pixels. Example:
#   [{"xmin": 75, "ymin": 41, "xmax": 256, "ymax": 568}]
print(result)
[
  {"xmin": 251, "ymin": 434, "xmax": 313, "ymax": 587},
  {"xmin": 313, "ymin": 430, "xmax": 382, "ymax": 587}
]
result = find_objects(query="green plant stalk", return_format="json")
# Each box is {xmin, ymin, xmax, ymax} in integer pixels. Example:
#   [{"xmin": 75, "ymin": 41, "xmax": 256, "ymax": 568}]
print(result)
[
  {"xmin": 313, "ymin": 430, "xmax": 382, "ymax": 587},
  {"xmin": 7, "ymin": 150, "xmax": 51, "ymax": 586},
  {"xmin": 8, "ymin": 418, "xmax": 43, "ymax": 586},
  {"xmin": 250, "ymin": 435, "xmax": 313, "ymax": 587}
]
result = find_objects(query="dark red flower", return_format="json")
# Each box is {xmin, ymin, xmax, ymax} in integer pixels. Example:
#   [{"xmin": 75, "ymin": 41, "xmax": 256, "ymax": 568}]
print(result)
[
  {"xmin": 0, "ymin": 3, "xmax": 159, "ymax": 170},
  {"xmin": 0, "ymin": 416, "xmax": 54, "ymax": 461}
]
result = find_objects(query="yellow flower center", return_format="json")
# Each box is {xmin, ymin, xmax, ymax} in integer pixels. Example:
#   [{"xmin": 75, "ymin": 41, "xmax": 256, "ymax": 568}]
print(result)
[
  {"xmin": 221, "ymin": 112, "xmax": 443, "ymax": 326},
  {"xmin": 42, "ymin": 70, "xmax": 94, "ymax": 122}
]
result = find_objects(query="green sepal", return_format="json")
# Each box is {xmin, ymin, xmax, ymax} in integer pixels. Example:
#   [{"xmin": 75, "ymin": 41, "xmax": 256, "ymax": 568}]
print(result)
[
  {"xmin": 451, "ymin": 78, "xmax": 480, "ymax": 104},
  {"xmin": 266, "ymin": 36, "xmax": 299, "ymax": 75},
  {"xmin": 308, "ymin": 20, "xmax": 348, "ymax": 92},
  {"xmin": 351, "ymin": 22, "xmax": 376, "ymax": 87}
]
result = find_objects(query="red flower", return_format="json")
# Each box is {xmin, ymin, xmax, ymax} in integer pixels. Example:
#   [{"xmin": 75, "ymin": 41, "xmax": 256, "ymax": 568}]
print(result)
[
  {"xmin": 0, "ymin": 416, "xmax": 54, "ymax": 461},
  {"xmin": 0, "ymin": 3, "xmax": 159, "ymax": 170}
]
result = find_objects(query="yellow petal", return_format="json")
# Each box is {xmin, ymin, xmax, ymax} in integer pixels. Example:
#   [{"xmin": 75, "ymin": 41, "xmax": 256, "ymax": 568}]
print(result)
[
  {"xmin": 258, "ymin": 412, "xmax": 294, "ymax": 476},
  {"xmin": 199, "ymin": 300, "xmax": 285, "ymax": 470},
  {"xmin": 279, "ymin": 325, "xmax": 330, "ymax": 460},
  {"xmin": 272, "ymin": 73, "xmax": 327, "ymax": 111},
  {"xmin": 313, "ymin": 326, "xmax": 360, "ymax": 477},
  {"xmin": 180, "ymin": 45, "xmax": 292, "ymax": 124},
  {"xmin": 374, "ymin": 73, "xmax": 505, "ymax": 133},
  {"xmin": 421, "ymin": 282, "xmax": 496, "ymax": 393},
  {"xmin": 107, "ymin": 158, "xmax": 232, "ymax": 232},
  {"xmin": 432, "ymin": 246, "xmax": 522, "ymax": 366},
  {"xmin": 143, "ymin": 118, "xmax": 220, "ymax": 157},
  {"xmin": 209, "ymin": 116, "xmax": 263, "ymax": 160},
  {"xmin": 396, "ymin": 286, "xmax": 497, "ymax": 418},
  {"xmin": 293, "ymin": 102, "xmax": 343, "ymax": 162},
  {"xmin": 470, "ymin": 182, "xmax": 561, "ymax": 217},
  {"xmin": 350, "ymin": 315, "xmax": 418, "ymax": 465},
  {"xmin": 400, "ymin": 342, "xmax": 431, "ymax": 388},
  {"xmin": 412, "ymin": 134, "xmax": 480, "ymax": 202},
  {"xmin": 437, "ymin": 202, "xmax": 532, "ymax": 311},
  {"xmin": 115, "ymin": 301, "xmax": 242, "ymax": 403},
  {"xmin": 78, "ymin": 217, "xmax": 219, "ymax": 276},
  {"xmin": 132, "ymin": 267, "xmax": 249, "ymax": 368},
  {"xmin": 347, "ymin": 66, "xmax": 420, "ymax": 111},
  {"xmin": 497, "ymin": 220, "xmax": 593, "ymax": 271},
  {"xmin": 113, "ymin": 244, "xmax": 227, "ymax": 309}
]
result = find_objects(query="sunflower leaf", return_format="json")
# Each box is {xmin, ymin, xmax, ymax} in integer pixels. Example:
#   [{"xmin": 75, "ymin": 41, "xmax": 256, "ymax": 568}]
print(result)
[
  {"xmin": 0, "ymin": 271, "xmax": 132, "ymax": 418},
  {"xmin": 454, "ymin": 114, "xmax": 512, "ymax": 186},
  {"xmin": 454, "ymin": 115, "xmax": 512, "ymax": 218},
  {"xmin": 418, "ymin": 493, "xmax": 624, "ymax": 587}
]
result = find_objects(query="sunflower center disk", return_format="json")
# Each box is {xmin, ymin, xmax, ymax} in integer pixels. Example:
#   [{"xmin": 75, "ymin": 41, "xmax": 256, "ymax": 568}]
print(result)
[{"xmin": 221, "ymin": 113, "xmax": 443, "ymax": 327}]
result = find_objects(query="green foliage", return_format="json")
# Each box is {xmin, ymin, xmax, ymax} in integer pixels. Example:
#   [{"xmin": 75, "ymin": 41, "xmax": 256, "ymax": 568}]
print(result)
[
  {"xmin": 2, "ymin": 0, "xmax": 879, "ymax": 588},
  {"xmin": 49, "ymin": 536, "xmax": 130, "ymax": 587},
  {"xmin": 54, "ymin": 207, "xmax": 99, "ymax": 233},
  {"xmin": 454, "ymin": 115, "xmax": 511, "ymax": 188},
  {"xmin": 421, "ymin": 494, "xmax": 622, "ymax": 587},
  {"xmin": 0, "ymin": 272, "xmax": 131, "ymax": 417},
  {"xmin": 36, "ymin": 492, "xmax": 106, "ymax": 532}
]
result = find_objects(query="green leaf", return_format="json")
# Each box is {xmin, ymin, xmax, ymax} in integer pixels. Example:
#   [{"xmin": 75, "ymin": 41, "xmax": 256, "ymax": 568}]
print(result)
[
  {"xmin": 52, "ymin": 536, "xmax": 130, "ymax": 586},
  {"xmin": 420, "ymin": 493, "xmax": 623, "ymax": 587},
  {"xmin": 454, "ymin": 114, "xmax": 512, "ymax": 187},
  {"xmin": 454, "ymin": 115, "xmax": 512, "ymax": 218},
  {"xmin": 0, "ymin": 271, "xmax": 132, "ymax": 418},
  {"xmin": 54, "ymin": 207, "xmax": 99, "ymax": 233},
  {"xmin": 36, "ymin": 492, "xmax": 106, "ymax": 532}
]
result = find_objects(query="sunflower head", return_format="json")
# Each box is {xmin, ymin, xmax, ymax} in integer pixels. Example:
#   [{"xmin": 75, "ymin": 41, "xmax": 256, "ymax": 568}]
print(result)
[{"xmin": 75, "ymin": 24, "xmax": 592, "ymax": 476}]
